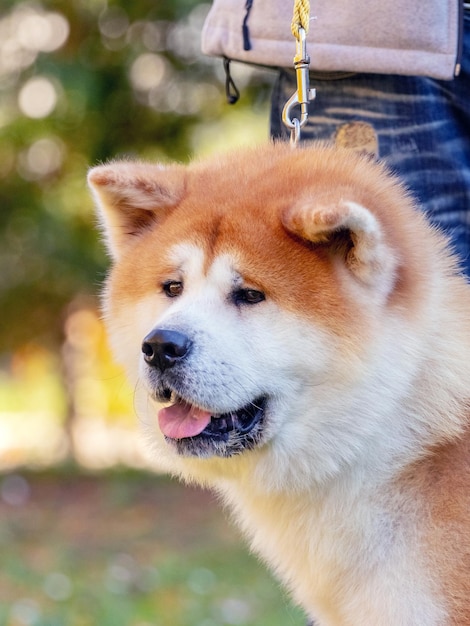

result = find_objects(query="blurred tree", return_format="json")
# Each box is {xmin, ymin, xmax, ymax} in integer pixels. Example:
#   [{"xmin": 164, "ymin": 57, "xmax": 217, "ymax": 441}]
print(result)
[{"xmin": 0, "ymin": 0, "xmax": 273, "ymax": 353}]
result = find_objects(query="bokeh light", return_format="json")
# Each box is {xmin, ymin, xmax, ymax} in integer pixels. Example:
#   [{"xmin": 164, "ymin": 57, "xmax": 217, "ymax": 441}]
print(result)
[
  {"xmin": 98, "ymin": 6, "xmax": 129, "ymax": 39},
  {"xmin": 18, "ymin": 76, "xmax": 58, "ymax": 118},
  {"xmin": 129, "ymin": 53, "xmax": 167, "ymax": 92},
  {"xmin": 0, "ymin": 5, "xmax": 69, "ymax": 80},
  {"xmin": 17, "ymin": 11, "xmax": 69, "ymax": 53},
  {"xmin": 18, "ymin": 136, "xmax": 65, "ymax": 180}
]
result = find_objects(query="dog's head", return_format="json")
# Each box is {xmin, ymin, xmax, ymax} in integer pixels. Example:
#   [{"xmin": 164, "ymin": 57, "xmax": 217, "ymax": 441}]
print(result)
[{"xmin": 88, "ymin": 143, "xmax": 449, "ymax": 488}]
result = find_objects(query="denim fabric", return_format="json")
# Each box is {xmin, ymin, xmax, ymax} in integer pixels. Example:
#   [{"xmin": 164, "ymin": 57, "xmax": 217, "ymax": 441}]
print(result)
[{"xmin": 271, "ymin": 13, "xmax": 470, "ymax": 277}]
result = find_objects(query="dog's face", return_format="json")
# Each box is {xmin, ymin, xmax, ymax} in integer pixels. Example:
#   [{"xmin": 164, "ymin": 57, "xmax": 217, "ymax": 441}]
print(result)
[
  {"xmin": 89, "ymin": 144, "xmax": 434, "ymax": 487},
  {"xmin": 130, "ymin": 241, "xmax": 335, "ymax": 460}
]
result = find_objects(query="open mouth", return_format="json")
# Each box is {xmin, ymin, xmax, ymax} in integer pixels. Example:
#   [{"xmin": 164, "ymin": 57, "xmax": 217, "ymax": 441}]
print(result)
[
  {"xmin": 200, "ymin": 397, "xmax": 267, "ymax": 438},
  {"xmin": 157, "ymin": 392, "xmax": 267, "ymax": 457}
]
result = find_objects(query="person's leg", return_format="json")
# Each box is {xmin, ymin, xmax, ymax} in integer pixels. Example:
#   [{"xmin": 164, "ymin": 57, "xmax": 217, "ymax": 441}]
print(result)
[{"xmin": 271, "ymin": 14, "xmax": 470, "ymax": 276}]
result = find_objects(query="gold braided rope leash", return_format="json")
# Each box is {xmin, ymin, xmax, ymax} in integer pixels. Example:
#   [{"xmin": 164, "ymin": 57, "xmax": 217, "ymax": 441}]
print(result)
[
  {"xmin": 282, "ymin": 0, "xmax": 315, "ymax": 143},
  {"xmin": 291, "ymin": 0, "xmax": 310, "ymax": 38}
]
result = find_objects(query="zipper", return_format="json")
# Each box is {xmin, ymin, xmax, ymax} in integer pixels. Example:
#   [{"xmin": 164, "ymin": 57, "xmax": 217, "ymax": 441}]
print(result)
[{"xmin": 242, "ymin": 0, "xmax": 254, "ymax": 51}]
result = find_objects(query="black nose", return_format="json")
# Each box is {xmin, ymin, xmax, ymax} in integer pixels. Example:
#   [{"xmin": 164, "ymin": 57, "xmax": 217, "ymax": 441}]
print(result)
[{"xmin": 141, "ymin": 329, "xmax": 192, "ymax": 371}]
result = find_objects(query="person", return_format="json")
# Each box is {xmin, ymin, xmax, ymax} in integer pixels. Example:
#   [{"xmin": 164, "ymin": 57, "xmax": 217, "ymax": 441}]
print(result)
[{"xmin": 202, "ymin": 0, "xmax": 470, "ymax": 277}]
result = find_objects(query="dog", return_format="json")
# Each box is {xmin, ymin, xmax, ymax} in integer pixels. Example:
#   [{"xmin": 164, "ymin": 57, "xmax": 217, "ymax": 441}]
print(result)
[{"xmin": 88, "ymin": 142, "xmax": 470, "ymax": 625}]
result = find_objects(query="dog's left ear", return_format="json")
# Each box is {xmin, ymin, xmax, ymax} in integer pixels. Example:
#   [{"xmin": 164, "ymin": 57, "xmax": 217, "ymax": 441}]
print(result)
[
  {"xmin": 88, "ymin": 161, "xmax": 185, "ymax": 260},
  {"xmin": 282, "ymin": 199, "xmax": 398, "ymax": 293}
]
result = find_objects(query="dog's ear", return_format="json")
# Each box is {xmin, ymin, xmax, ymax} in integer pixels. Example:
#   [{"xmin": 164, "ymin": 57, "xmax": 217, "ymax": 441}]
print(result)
[
  {"xmin": 283, "ymin": 199, "xmax": 398, "ymax": 294},
  {"xmin": 88, "ymin": 161, "xmax": 185, "ymax": 260}
]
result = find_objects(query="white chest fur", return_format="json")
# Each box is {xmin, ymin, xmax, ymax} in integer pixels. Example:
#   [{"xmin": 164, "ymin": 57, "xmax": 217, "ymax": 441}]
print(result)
[{"xmin": 221, "ymin": 475, "xmax": 445, "ymax": 626}]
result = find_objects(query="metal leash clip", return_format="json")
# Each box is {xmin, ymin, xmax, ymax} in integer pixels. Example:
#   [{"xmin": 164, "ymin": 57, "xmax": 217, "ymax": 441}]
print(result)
[{"xmin": 282, "ymin": 26, "xmax": 315, "ymax": 144}]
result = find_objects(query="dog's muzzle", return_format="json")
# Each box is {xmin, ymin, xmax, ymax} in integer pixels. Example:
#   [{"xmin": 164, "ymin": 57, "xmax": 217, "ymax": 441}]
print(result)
[{"xmin": 141, "ymin": 327, "xmax": 268, "ymax": 458}]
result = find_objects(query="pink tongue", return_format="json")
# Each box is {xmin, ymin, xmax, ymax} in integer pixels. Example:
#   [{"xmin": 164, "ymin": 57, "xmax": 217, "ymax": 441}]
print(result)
[{"xmin": 158, "ymin": 400, "xmax": 212, "ymax": 439}]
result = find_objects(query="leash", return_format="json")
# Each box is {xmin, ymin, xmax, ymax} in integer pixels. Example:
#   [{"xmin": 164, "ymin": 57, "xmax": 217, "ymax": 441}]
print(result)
[
  {"xmin": 291, "ymin": 0, "xmax": 311, "ymax": 39},
  {"xmin": 282, "ymin": 0, "xmax": 315, "ymax": 144}
]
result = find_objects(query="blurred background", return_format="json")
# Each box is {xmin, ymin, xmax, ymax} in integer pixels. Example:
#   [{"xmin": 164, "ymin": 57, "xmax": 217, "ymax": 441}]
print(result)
[{"xmin": 0, "ymin": 1, "xmax": 305, "ymax": 624}]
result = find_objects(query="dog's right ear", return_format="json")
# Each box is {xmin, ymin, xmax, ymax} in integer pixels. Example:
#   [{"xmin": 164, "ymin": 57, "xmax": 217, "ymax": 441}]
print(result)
[{"xmin": 88, "ymin": 161, "xmax": 185, "ymax": 260}]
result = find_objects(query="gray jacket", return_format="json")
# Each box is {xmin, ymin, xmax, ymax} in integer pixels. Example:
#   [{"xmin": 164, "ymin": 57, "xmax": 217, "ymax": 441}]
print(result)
[{"xmin": 202, "ymin": 0, "xmax": 463, "ymax": 80}]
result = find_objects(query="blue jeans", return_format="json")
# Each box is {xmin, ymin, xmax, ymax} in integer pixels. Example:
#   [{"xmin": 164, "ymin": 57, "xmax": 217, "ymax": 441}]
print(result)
[{"xmin": 270, "ymin": 12, "xmax": 470, "ymax": 278}]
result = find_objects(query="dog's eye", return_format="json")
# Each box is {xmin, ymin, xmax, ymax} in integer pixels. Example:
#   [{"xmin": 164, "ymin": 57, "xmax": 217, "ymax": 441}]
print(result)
[
  {"xmin": 162, "ymin": 280, "xmax": 183, "ymax": 298},
  {"xmin": 232, "ymin": 288, "xmax": 265, "ymax": 305}
]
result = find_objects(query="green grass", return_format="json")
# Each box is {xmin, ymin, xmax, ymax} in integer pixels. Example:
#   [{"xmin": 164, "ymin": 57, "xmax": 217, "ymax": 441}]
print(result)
[{"xmin": 0, "ymin": 470, "xmax": 306, "ymax": 626}]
